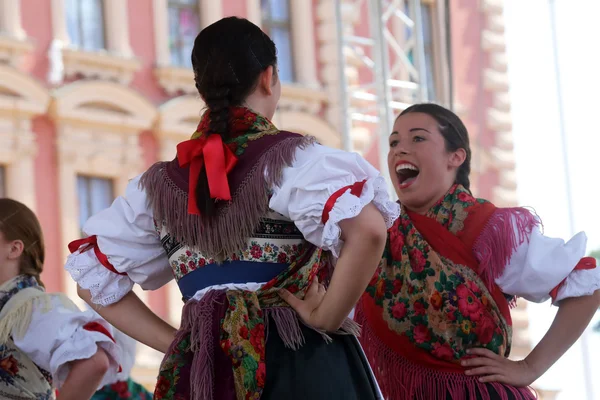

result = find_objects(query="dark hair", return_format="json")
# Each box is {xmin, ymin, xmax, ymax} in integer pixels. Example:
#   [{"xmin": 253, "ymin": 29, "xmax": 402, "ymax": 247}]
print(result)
[
  {"xmin": 0, "ymin": 198, "xmax": 45, "ymax": 287},
  {"xmin": 398, "ymin": 103, "xmax": 472, "ymax": 191},
  {"xmin": 191, "ymin": 17, "xmax": 278, "ymax": 216}
]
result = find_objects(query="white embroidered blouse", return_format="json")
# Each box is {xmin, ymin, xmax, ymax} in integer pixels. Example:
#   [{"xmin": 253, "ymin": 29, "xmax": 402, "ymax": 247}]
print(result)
[{"xmin": 65, "ymin": 143, "xmax": 599, "ymax": 308}]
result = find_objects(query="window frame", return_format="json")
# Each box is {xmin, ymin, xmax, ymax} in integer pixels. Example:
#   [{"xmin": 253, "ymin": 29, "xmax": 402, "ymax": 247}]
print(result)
[
  {"xmin": 66, "ymin": 0, "xmax": 107, "ymax": 51},
  {"xmin": 166, "ymin": 0, "xmax": 201, "ymax": 68},
  {"xmin": 260, "ymin": 0, "xmax": 295, "ymax": 83}
]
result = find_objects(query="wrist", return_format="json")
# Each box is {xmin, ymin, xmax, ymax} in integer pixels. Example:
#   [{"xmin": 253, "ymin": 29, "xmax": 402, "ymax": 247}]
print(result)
[{"xmin": 523, "ymin": 355, "xmax": 545, "ymax": 381}]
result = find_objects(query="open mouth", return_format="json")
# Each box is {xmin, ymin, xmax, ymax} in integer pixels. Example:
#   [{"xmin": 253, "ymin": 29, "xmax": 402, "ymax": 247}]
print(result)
[{"xmin": 395, "ymin": 162, "xmax": 420, "ymax": 189}]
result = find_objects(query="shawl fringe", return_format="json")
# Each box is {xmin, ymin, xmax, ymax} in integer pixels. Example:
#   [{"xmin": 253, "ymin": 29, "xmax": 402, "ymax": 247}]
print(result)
[
  {"xmin": 139, "ymin": 136, "xmax": 315, "ymax": 260},
  {"xmin": 355, "ymin": 305, "xmax": 537, "ymax": 400},
  {"xmin": 474, "ymin": 207, "xmax": 541, "ymax": 289}
]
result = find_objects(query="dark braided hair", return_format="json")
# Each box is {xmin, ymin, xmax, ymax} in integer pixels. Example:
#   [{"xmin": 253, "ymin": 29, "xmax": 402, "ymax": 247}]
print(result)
[
  {"xmin": 399, "ymin": 103, "xmax": 472, "ymax": 191},
  {"xmin": 191, "ymin": 17, "xmax": 277, "ymax": 216}
]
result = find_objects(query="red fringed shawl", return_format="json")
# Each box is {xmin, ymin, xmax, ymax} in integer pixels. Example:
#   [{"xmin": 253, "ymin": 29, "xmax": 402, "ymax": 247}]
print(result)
[{"xmin": 357, "ymin": 185, "xmax": 539, "ymax": 399}]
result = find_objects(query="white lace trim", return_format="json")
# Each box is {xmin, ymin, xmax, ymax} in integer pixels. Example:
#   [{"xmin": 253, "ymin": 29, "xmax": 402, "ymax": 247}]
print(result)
[
  {"xmin": 321, "ymin": 175, "xmax": 400, "ymax": 258},
  {"xmin": 51, "ymin": 327, "xmax": 121, "ymax": 389},
  {"xmin": 64, "ymin": 249, "xmax": 134, "ymax": 307},
  {"xmin": 554, "ymin": 266, "xmax": 600, "ymax": 305}
]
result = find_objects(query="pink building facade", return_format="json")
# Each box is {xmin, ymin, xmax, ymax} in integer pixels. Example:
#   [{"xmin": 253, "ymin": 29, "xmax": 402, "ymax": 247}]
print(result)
[{"xmin": 0, "ymin": 0, "xmax": 522, "ymax": 384}]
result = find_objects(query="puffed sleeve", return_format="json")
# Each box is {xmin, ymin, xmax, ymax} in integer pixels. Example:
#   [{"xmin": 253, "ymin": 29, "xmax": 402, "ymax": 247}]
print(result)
[
  {"xmin": 12, "ymin": 294, "xmax": 121, "ymax": 389},
  {"xmin": 64, "ymin": 175, "xmax": 172, "ymax": 307},
  {"xmin": 269, "ymin": 143, "xmax": 400, "ymax": 258},
  {"xmin": 495, "ymin": 223, "xmax": 599, "ymax": 305}
]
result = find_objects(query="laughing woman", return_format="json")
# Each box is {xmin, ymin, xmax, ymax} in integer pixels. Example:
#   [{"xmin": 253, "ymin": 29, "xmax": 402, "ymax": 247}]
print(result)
[{"xmin": 283, "ymin": 103, "xmax": 600, "ymax": 399}]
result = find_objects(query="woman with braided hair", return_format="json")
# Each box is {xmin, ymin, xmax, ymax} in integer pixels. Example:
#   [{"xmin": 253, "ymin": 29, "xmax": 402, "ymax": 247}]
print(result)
[{"xmin": 65, "ymin": 17, "xmax": 398, "ymax": 399}]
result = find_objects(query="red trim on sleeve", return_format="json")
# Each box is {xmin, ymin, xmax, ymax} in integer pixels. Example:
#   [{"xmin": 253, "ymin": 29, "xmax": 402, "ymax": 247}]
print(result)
[
  {"xmin": 83, "ymin": 322, "xmax": 123, "ymax": 373},
  {"xmin": 68, "ymin": 236, "xmax": 127, "ymax": 276},
  {"xmin": 321, "ymin": 180, "xmax": 367, "ymax": 224},
  {"xmin": 550, "ymin": 257, "xmax": 596, "ymax": 303}
]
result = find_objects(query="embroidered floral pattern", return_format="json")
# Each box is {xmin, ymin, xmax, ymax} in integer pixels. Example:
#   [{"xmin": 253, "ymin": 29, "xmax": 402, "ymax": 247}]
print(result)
[
  {"xmin": 365, "ymin": 185, "xmax": 511, "ymax": 361},
  {"xmin": 92, "ymin": 377, "xmax": 153, "ymax": 399},
  {"xmin": 153, "ymin": 335, "xmax": 191, "ymax": 400},
  {"xmin": 191, "ymin": 107, "xmax": 279, "ymax": 157},
  {"xmin": 220, "ymin": 246, "xmax": 332, "ymax": 400},
  {"xmin": 0, "ymin": 276, "xmax": 55, "ymax": 399}
]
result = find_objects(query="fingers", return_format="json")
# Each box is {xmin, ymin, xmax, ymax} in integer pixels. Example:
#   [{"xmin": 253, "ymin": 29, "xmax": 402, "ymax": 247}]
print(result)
[
  {"xmin": 465, "ymin": 366, "xmax": 503, "ymax": 376},
  {"xmin": 278, "ymin": 289, "xmax": 301, "ymax": 309},
  {"xmin": 461, "ymin": 357, "xmax": 497, "ymax": 368},
  {"xmin": 466, "ymin": 348, "xmax": 499, "ymax": 359}
]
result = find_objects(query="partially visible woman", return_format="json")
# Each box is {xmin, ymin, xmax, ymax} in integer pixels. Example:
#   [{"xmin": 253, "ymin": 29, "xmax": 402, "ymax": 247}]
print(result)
[
  {"xmin": 65, "ymin": 17, "xmax": 397, "ymax": 399},
  {"xmin": 354, "ymin": 104, "xmax": 600, "ymax": 399},
  {"xmin": 0, "ymin": 198, "xmax": 121, "ymax": 400}
]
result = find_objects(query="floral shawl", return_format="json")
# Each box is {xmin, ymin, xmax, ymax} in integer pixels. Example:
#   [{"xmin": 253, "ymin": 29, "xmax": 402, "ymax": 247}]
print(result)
[
  {"xmin": 0, "ymin": 275, "xmax": 55, "ymax": 400},
  {"xmin": 357, "ymin": 185, "xmax": 539, "ymax": 399}
]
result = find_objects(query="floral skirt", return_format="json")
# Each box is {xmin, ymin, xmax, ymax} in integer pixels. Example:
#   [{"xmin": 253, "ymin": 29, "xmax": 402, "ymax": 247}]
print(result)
[
  {"xmin": 91, "ymin": 378, "xmax": 153, "ymax": 399},
  {"xmin": 154, "ymin": 291, "xmax": 381, "ymax": 400}
]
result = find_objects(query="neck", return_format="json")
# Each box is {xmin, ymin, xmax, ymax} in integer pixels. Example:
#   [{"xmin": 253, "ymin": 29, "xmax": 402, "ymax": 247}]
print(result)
[
  {"xmin": 404, "ymin": 183, "xmax": 455, "ymax": 215},
  {"xmin": 243, "ymin": 96, "xmax": 273, "ymax": 121}
]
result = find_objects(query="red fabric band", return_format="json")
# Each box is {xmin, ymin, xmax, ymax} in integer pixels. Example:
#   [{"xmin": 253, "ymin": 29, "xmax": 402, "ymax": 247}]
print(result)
[
  {"xmin": 321, "ymin": 180, "xmax": 367, "ymax": 224},
  {"xmin": 550, "ymin": 257, "xmax": 597, "ymax": 303},
  {"xmin": 83, "ymin": 322, "xmax": 122, "ymax": 373},
  {"xmin": 68, "ymin": 236, "xmax": 127, "ymax": 276},
  {"xmin": 177, "ymin": 132, "xmax": 238, "ymax": 215}
]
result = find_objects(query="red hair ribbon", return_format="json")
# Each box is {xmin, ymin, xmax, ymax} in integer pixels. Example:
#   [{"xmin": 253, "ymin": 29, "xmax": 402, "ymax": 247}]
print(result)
[{"xmin": 177, "ymin": 133, "xmax": 238, "ymax": 215}]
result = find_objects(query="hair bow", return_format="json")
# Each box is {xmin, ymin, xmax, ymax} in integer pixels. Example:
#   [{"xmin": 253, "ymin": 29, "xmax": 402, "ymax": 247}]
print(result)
[{"xmin": 176, "ymin": 133, "xmax": 238, "ymax": 215}]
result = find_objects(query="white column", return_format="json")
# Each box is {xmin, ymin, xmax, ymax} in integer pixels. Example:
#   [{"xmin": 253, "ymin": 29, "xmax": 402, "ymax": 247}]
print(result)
[
  {"xmin": 246, "ymin": 0, "xmax": 261, "ymax": 28},
  {"xmin": 104, "ymin": 0, "xmax": 133, "ymax": 57},
  {"xmin": 5, "ymin": 121, "xmax": 37, "ymax": 212},
  {"xmin": 0, "ymin": 0, "xmax": 26, "ymax": 39},
  {"xmin": 290, "ymin": 1, "xmax": 318, "ymax": 87},
  {"xmin": 57, "ymin": 130, "xmax": 85, "ymax": 305},
  {"xmin": 51, "ymin": 0, "xmax": 70, "ymax": 43},
  {"xmin": 153, "ymin": 0, "xmax": 170, "ymax": 66},
  {"xmin": 199, "ymin": 0, "xmax": 223, "ymax": 28}
]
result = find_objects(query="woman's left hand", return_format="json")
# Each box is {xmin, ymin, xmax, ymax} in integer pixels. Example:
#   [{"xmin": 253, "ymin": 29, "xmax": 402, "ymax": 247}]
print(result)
[{"xmin": 462, "ymin": 348, "xmax": 539, "ymax": 387}]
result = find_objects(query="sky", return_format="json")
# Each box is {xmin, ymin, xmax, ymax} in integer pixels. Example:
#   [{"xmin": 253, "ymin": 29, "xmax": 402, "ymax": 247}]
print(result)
[{"xmin": 504, "ymin": 0, "xmax": 600, "ymax": 398}]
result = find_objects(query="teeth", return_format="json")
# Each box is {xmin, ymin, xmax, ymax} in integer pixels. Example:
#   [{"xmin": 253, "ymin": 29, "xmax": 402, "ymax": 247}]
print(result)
[{"xmin": 395, "ymin": 163, "xmax": 419, "ymax": 173}]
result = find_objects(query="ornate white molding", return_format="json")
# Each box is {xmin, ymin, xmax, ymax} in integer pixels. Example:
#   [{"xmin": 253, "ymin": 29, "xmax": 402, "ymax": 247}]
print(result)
[
  {"xmin": 0, "ymin": 65, "xmax": 49, "ymax": 211},
  {"xmin": 154, "ymin": 65, "xmax": 196, "ymax": 96},
  {"xmin": 52, "ymin": 80, "xmax": 156, "ymax": 302},
  {"xmin": 61, "ymin": 48, "xmax": 141, "ymax": 84},
  {"xmin": 51, "ymin": 80, "xmax": 157, "ymax": 131},
  {"xmin": 274, "ymin": 110, "xmax": 340, "ymax": 149},
  {"xmin": 279, "ymin": 84, "xmax": 328, "ymax": 114},
  {"xmin": 48, "ymin": 0, "xmax": 140, "ymax": 84},
  {"xmin": 0, "ymin": 0, "xmax": 33, "ymax": 66},
  {"xmin": 156, "ymin": 95, "xmax": 204, "ymax": 160},
  {"xmin": 0, "ymin": 35, "xmax": 34, "ymax": 67}
]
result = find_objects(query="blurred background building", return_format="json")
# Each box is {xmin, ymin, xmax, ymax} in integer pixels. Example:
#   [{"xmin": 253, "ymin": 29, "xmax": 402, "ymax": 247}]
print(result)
[{"xmin": 0, "ymin": 0, "xmax": 596, "ymax": 398}]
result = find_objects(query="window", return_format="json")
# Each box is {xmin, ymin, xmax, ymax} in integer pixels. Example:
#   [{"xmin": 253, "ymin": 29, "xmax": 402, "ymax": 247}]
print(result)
[
  {"xmin": 76, "ymin": 176, "xmax": 114, "ymax": 232},
  {"xmin": 0, "ymin": 166, "xmax": 5, "ymax": 198},
  {"xmin": 261, "ymin": 0, "xmax": 294, "ymax": 83},
  {"xmin": 168, "ymin": 0, "xmax": 200, "ymax": 68},
  {"xmin": 65, "ymin": 0, "xmax": 106, "ymax": 51}
]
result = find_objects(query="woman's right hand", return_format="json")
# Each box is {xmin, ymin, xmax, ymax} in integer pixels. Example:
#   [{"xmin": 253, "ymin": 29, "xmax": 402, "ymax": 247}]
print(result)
[{"xmin": 278, "ymin": 278, "xmax": 327, "ymax": 329}]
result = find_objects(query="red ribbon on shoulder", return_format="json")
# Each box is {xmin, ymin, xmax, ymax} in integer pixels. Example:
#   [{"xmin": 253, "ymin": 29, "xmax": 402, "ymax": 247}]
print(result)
[
  {"xmin": 68, "ymin": 235, "xmax": 126, "ymax": 276},
  {"xmin": 177, "ymin": 133, "xmax": 238, "ymax": 215},
  {"xmin": 550, "ymin": 256, "xmax": 596, "ymax": 303}
]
